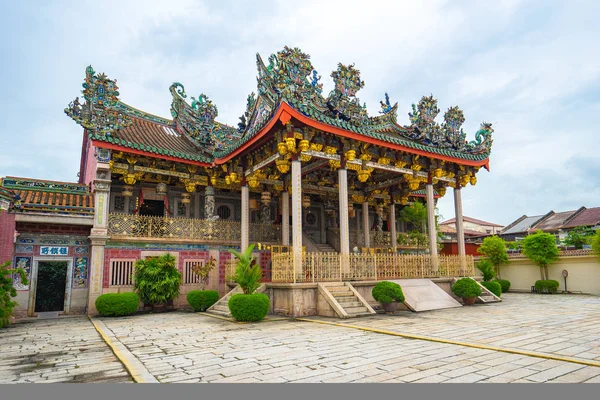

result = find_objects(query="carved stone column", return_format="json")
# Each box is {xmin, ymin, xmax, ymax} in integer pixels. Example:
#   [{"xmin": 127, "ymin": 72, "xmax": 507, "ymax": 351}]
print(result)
[
  {"xmin": 87, "ymin": 162, "xmax": 111, "ymax": 315},
  {"xmin": 390, "ymin": 203, "xmax": 397, "ymax": 252},
  {"xmin": 241, "ymin": 184, "xmax": 249, "ymax": 251},
  {"xmin": 204, "ymin": 185, "xmax": 216, "ymax": 220},
  {"xmin": 282, "ymin": 191, "xmax": 290, "ymax": 246},
  {"xmin": 362, "ymin": 201, "xmax": 370, "ymax": 248},
  {"xmin": 338, "ymin": 167, "xmax": 350, "ymax": 273}
]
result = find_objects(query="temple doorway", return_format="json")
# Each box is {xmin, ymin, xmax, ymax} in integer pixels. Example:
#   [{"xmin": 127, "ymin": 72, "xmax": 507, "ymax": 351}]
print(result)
[
  {"xmin": 140, "ymin": 200, "xmax": 165, "ymax": 217},
  {"xmin": 34, "ymin": 261, "xmax": 68, "ymax": 312}
]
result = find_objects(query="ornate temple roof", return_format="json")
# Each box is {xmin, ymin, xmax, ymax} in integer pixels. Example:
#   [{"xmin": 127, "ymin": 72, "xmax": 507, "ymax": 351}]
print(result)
[
  {"xmin": 65, "ymin": 47, "xmax": 494, "ymax": 167},
  {"xmin": 0, "ymin": 177, "xmax": 94, "ymax": 216}
]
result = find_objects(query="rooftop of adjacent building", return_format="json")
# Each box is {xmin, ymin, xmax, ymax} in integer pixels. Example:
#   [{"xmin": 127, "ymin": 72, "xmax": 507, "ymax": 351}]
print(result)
[
  {"xmin": 440, "ymin": 216, "xmax": 503, "ymax": 228},
  {"xmin": 500, "ymin": 206, "xmax": 600, "ymax": 235}
]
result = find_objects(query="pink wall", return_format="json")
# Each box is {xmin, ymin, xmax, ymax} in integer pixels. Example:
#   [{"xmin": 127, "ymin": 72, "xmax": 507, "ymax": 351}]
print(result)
[
  {"xmin": 0, "ymin": 212, "xmax": 16, "ymax": 265},
  {"xmin": 83, "ymin": 140, "xmax": 98, "ymax": 188}
]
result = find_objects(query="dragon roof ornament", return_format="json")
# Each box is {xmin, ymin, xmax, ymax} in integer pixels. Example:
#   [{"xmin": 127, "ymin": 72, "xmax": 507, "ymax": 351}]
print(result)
[{"xmin": 64, "ymin": 66, "xmax": 132, "ymax": 136}]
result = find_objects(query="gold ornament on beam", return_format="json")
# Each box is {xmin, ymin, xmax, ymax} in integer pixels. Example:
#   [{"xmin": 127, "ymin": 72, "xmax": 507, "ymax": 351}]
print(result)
[
  {"xmin": 400, "ymin": 196, "xmax": 409, "ymax": 205},
  {"xmin": 357, "ymin": 169, "xmax": 371, "ymax": 183},
  {"xmin": 298, "ymin": 139, "xmax": 310, "ymax": 152},
  {"xmin": 459, "ymin": 174, "xmax": 470, "ymax": 187},
  {"xmin": 437, "ymin": 187, "xmax": 447, "ymax": 197},
  {"xmin": 309, "ymin": 142, "xmax": 323, "ymax": 152},
  {"xmin": 285, "ymin": 137, "xmax": 296, "ymax": 153},
  {"xmin": 123, "ymin": 173, "xmax": 137, "ymax": 185},
  {"xmin": 276, "ymin": 159, "xmax": 290, "ymax": 174},
  {"xmin": 300, "ymin": 154, "xmax": 312, "ymax": 162},
  {"xmin": 184, "ymin": 181, "xmax": 197, "ymax": 193},
  {"xmin": 247, "ymin": 174, "xmax": 260, "ymax": 188},
  {"xmin": 470, "ymin": 176, "xmax": 477, "ymax": 186},
  {"xmin": 344, "ymin": 149, "xmax": 356, "ymax": 161},
  {"xmin": 277, "ymin": 142, "xmax": 288, "ymax": 155},
  {"xmin": 433, "ymin": 168, "xmax": 444, "ymax": 178},
  {"xmin": 324, "ymin": 146, "xmax": 337, "ymax": 155}
]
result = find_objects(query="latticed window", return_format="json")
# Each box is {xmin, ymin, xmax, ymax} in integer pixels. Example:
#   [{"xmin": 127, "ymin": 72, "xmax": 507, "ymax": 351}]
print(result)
[
  {"xmin": 113, "ymin": 195, "xmax": 125, "ymax": 212},
  {"xmin": 217, "ymin": 205, "xmax": 231, "ymax": 220},
  {"xmin": 183, "ymin": 259, "xmax": 205, "ymax": 285},
  {"xmin": 109, "ymin": 259, "xmax": 135, "ymax": 286}
]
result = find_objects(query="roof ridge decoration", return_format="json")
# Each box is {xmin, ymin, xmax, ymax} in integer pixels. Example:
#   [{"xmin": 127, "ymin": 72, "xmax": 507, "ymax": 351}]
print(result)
[
  {"xmin": 65, "ymin": 66, "xmax": 133, "ymax": 137},
  {"xmin": 2, "ymin": 177, "xmax": 89, "ymax": 194}
]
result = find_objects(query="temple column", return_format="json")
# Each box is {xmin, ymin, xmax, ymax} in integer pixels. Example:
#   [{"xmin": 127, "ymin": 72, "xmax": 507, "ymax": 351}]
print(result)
[
  {"xmin": 338, "ymin": 167, "xmax": 350, "ymax": 273},
  {"xmin": 390, "ymin": 203, "xmax": 397, "ymax": 252},
  {"xmin": 291, "ymin": 158, "xmax": 302, "ymax": 283},
  {"xmin": 241, "ymin": 184, "xmax": 249, "ymax": 251},
  {"xmin": 454, "ymin": 184, "xmax": 466, "ymax": 273},
  {"xmin": 426, "ymin": 179, "xmax": 439, "ymax": 270},
  {"xmin": 282, "ymin": 191, "xmax": 290, "ymax": 246},
  {"xmin": 87, "ymin": 162, "xmax": 111, "ymax": 315},
  {"xmin": 362, "ymin": 201, "xmax": 370, "ymax": 249},
  {"xmin": 204, "ymin": 185, "xmax": 215, "ymax": 219}
]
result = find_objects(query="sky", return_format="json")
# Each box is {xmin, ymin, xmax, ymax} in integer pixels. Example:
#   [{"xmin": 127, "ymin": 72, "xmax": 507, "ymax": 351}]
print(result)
[{"xmin": 0, "ymin": 0, "xmax": 598, "ymax": 226}]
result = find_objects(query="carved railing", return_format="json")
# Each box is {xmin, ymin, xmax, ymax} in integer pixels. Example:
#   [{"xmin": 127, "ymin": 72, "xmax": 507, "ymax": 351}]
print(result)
[
  {"xmin": 271, "ymin": 252, "xmax": 474, "ymax": 283},
  {"xmin": 107, "ymin": 213, "xmax": 281, "ymax": 243},
  {"xmin": 370, "ymin": 231, "xmax": 392, "ymax": 247}
]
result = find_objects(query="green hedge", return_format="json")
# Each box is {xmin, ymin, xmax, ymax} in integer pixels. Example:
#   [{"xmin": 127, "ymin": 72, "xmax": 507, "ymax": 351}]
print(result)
[
  {"xmin": 187, "ymin": 290, "xmax": 219, "ymax": 312},
  {"xmin": 535, "ymin": 280, "xmax": 559, "ymax": 294},
  {"xmin": 495, "ymin": 279, "xmax": 511, "ymax": 293},
  {"xmin": 228, "ymin": 293, "xmax": 270, "ymax": 322},
  {"xmin": 372, "ymin": 281, "xmax": 405, "ymax": 304},
  {"xmin": 481, "ymin": 281, "xmax": 502, "ymax": 297},
  {"xmin": 452, "ymin": 278, "xmax": 482, "ymax": 298},
  {"xmin": 95, "ymin": 293, "xmax": 139, "ymax": 317}
]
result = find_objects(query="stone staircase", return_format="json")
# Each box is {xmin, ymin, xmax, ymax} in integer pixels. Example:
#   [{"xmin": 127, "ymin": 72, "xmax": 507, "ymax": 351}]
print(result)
[
  {"xmin": 315, "ymin": 243, "xmax": 337, "ymax": 253},
  {"xmin": 451, "ymin": 277, "xmax": 502, "ymax": 304},
  {"xmin": 318, "ymin": 282, "xmax": 376, "ymax": 318},
  {"xmin": 206, "ymin": 284, "xmax": 267, "ymax": 318}
]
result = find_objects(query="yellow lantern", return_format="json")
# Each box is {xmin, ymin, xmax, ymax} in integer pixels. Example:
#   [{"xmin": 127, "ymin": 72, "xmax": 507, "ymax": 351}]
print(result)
[
  {"xmin": 122, "ymin": 185, "xmax": 134, "ymax": 197},
  {"xmin": 302, "ymin": 195, "xmax": 311, "ymax": 209},
  {"xmin": 298, "ymin": 139, "xmax": 309, "ymax": 152},
  {"xmin": 276, "ymin": 159, "xmax": 290, "ymax": 174},
  {"xmin": 249, "ymin": 198, "xmax": 259, "ymax": 210},
  {"xmin": 277, "ymin": 142, "xmax": 288, "ymax": 155},
  {"xmin": 181, "ymin": 193, "xmax": 191, "ymax": 204},
  {"xmin": 349, "ymin": 206, "xmax": 356, "ymax": 218},
  {"xmin": 261, "ymin": 190, "xmax": 271, "ymax": 205}
]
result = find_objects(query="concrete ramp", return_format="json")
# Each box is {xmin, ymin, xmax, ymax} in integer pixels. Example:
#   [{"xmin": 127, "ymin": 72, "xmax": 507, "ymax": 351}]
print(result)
[{"xmin": 389, "ymin": 279, "xmax": 462, "ymax": 312}]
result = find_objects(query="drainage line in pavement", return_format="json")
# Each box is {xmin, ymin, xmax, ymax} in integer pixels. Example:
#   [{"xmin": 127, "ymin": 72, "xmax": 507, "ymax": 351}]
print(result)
[
  {"xmin": 89, "ymin": 316, "xmax": 158, "ymax": 383},
  {"xmin": 296, "ymin": 318, "xmax": 600, "ymax": 368}
]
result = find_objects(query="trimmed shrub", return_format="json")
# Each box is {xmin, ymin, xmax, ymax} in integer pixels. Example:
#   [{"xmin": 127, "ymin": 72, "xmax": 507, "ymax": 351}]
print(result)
[
  {"xmin": 476, "ymin": 258, "xmax": 496, "ymax": 282},
  {"xmin": 495, "ymin": 279, "xmax": 511, "ymax": 293},
  {"xmin": 534, "ymin": 280, "xmax": 559, "ymax": 294},
  {"xmin": 228, "ymin": 293, "xmax": 270, "ymax": 322},
  {"xmin": 187, "ymin": 290, "xmax": 219, "ymax": 312},
  {"xmin": 133, "ymin": 254, "xmax": 182, "ymax": 307},
  {"xmin": 481, "ymin": 281, "xmax": 502, "ymax": 297},
  {"xmin": 95, "ymin": 293, "xmax": 139, "ymax": 317},
  {"xmin": 452, "ymin": 278, "xmax": 482, "ymax": 298},
  {"xmin": 372, "ymin": 281, "xmax": 405, "ymax": 304}
]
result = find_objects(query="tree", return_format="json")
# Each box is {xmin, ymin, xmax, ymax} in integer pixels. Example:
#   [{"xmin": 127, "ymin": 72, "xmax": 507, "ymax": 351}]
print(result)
[
  {"xmin": 1, "ymin": 261, "xmax": 29, "ymax": 328},
  {"xmin": 477, "ymin": 236, "xmax": 509, "ymax": 278},
  {"xmin": 563, "ymin": 226, "xmax": 593, "ymax": 249},
  {"xmin": 476, "ymin": 258, "xmax": 496, "ymax": 282},
  {"xmin": 591, "ymin": 230, "xmax": 600, "ymax": 261},
  {"xmin": 399, "ymin": 202, "xmax": 428, "ymax": 254},
  {"xmin": 191, "ymin": 256, "xmax": 216, "ymax": 290},
  {"xmin": 521, "ymin": 230, "xmax": 559, "ymax": 280}
]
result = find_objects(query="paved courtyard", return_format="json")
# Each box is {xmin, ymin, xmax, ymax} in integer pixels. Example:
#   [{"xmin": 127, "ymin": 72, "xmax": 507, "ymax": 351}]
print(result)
[{"xmin": 1, "ymin": 293, "xmax": 599, "ymax": 383}]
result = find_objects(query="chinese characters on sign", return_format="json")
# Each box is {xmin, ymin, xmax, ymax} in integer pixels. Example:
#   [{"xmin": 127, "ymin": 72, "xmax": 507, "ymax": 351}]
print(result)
[{"xmin": 40, "ymin": 246, "xmax": 68, "ymax": 256}]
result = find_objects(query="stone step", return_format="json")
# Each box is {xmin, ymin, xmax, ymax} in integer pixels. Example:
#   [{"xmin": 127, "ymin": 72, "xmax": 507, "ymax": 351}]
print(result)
[
  {"xmin": 336, "ymin": 301, "xmax": 363, "ymax": 308},
  {"xmin": 213, "ymin": 305, "xmax": 230, "ymax": 312},
  {"xmin": 331, "ymin": 294, "xmax": 355, "ymax": 300},
  {"xmin": 208, "ymin": 310, "xmax": 231, "ymax": 317},
  {"xmin": 327, "ymin": 286, "xmax": 352, "ymax": 292},
  {"xmin": 344, "ymin": 306, "xmax": 368, "ymax": 314}
]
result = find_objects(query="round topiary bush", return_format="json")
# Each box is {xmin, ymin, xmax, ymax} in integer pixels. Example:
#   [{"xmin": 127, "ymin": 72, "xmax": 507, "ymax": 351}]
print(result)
[
  {"xmin": 228, "ymin": 293, "xmax": 270, "ymax": 322},
  {"xmin": 372, "ymin": 281, "xmax": 405, "ymax": 304},
  {"xmin": 534, "ymin": 280, "xmax": 559, "ymax": 294},
  {"xmin": 452, "ymin": 278, "xmax": 482, "ymax": 298},
  {"xmin": 481, "ymin": 281, "xmax": 502, "ymax": 297},
  {"xmin": 95, "ymin": 292, "xmax": 139, "ymax": 317},
  {"xmin": 495, "ymin": 279, "xmax": 511, "ymax": 293},
  {"xmin": 187, "ymin": 290, "xmax": 219, "ymax": 312}
]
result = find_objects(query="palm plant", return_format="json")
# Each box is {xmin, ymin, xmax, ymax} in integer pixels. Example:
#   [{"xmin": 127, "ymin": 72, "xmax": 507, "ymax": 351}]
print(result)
[{"xmin": 229, "ymin": 244, "xmax": 262, "ymax": 294}]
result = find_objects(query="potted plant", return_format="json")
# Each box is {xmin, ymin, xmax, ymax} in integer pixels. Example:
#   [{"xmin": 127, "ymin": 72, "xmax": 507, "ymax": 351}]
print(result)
[
  {"xmin": 133, "ymin": 254, "xmax": 182, "ymax": 313},
  {"xmin": 451, "ymin": 278, "xmax": 481, "ymax": 305},
  {"xmin": 371, "ymin": 281, "xmax": 405, "ymax": 314},
  {"xmin": 227, "ymin": 244, "xmax": 270, "ymax": 322}
]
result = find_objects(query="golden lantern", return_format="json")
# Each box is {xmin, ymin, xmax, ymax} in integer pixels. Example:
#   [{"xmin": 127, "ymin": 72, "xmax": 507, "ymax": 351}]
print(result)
[
  {"xmin": 277, "ymin": 142, "xmax": 288, "ymax": 155},
  {"xmin": 344, "ymin": 149, "xmax": 356, "ymax": 161},
  {"xmin": 247, "ymin": 174, "xmax": 260, "ymax": 188},
  {"xmin": 123, "ymin": 173, "xmax": 137, "ymax": 185},
  {"xmin": 285, "ymin": 137, "xmax": 296, "ymax": 153},
  {"xmin": 156, "ymin": 182, "xmax": 168, "ymax": 195},
  {"xmin": 181, "ymin": 193, "xmax": 191, "ymax": 204},
  {"xmin": 276, "ymin": 159, "xmax": 290, "ymax": 174},
  {"xmin": 357, "ymin": 169, "xmax": 370, "ymax": 183},
  {"xmin": 302, "ymin": 194, "xmax": 311, "ymax": 209},
  {"xmin": 261, "ymin": 190, "xmax": 271, "ymax": 205},
  {"xmin": 298, "ymin": 139, "xmax": 310, "ymax": 152},
  {"xmin": 349, "ymin": 205, "xmax": 356, "ymax": 218},
  {"xmin": 121, "ymin": 185, "xmax": 134, "ymax": 197},
  {"xmin": 470, "ymin": 176, "xmax": 477, "ymax": 186},
  {"xmin": 249, "ymin": 198, "xmax": 259, "ymax": 210}
]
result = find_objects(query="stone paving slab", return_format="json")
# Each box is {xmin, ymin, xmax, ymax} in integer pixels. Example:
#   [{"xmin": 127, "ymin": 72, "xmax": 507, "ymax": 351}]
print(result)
[{"xmin": 0, "ymin": 317, "xmax": 132, "ymax": 383}]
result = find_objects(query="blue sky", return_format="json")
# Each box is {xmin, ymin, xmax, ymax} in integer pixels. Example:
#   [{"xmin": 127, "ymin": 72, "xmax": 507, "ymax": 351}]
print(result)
[{"xmin": 1, "ymin": 0, "xmax": 598, "ymax": 226}]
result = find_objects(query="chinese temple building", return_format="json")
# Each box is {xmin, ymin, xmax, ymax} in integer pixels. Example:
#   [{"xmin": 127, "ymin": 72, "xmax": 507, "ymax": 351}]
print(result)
[{"xmin": 2, "ymin": 46, "xmax": 494, "ymax": 317}]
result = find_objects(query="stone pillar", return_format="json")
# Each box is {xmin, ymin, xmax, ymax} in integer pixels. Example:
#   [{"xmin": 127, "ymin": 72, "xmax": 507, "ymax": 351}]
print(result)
[
  {"xmin": 204, "ymin": 185, "xmax": 216, "ymax": 220},
  {"xmin": 426, "ymin": 182, "xmax": 439, "ymax": 267},
  {"xmin": 362, "ymin": 201, "xmax": 370, "ymax": 249},
  {"xmin": 87, "ymin": 162, "xmax": 111, "ymax": 315},
  {"xmin": 390, "ymin": 203, "xmax": 397, "ymax": 252},
  {"xmin": 291, "ymin": 159, "xmax": 302, "ymax": 283},
  {"xmin": 338, "ymin": 168, "xmax": 350, "ymax": 273},
  {"xmin": 241, "ymin": 184, "xmax": 249, "ymax": 251},
  {"xmin": 282, "ymin": 191, "xmax": 290, "ymax": 246},
  {"xmin": 454, "ymin": 185, "xmax": 466, "ymax": 256}
]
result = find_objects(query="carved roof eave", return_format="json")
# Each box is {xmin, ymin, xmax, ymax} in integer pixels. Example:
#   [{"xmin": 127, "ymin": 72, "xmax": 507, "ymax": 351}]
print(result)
[{"xmin": 212, "ymin": 101, "xmax": 491, "ymax": 170}]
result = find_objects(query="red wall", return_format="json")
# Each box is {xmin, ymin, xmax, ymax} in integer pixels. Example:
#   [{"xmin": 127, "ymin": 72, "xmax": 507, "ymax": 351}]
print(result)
[
  {"xmin": 16, "ymin": 222, "xmax": 91, "ymax": 236},
  {"xmin": 441, "ymin": 242, "xmax": 480, "ymax": 256},
  {"xmin": 0, "ymin": 212, "xmax": 16, "ymax": 264}
]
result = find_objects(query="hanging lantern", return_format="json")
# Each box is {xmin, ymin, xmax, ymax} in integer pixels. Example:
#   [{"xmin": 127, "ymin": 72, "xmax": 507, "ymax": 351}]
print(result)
[
  {"xmin": 249, "ymin": 198, "xmax": 259, "ymax": 210},
  {"xmin": 348, "ymin": 205, "xmax": 356, "ymax": 218},
  {"xmin": 302, "ymin": 195, "xmax": 311, "ymax": 209},
  {"xmin": 122, "ymin": 185, "xmax": 134, "ymax": 197},
  {"xmin": 156, "ymin": 182, "xmax": 168, "ymax": 195},
  {"xmin": 261, "ymin": 190, "xmax": 271, "ymax": 205},
  {"xmin": 276, "ymin": 159, "xmax": 290, "ymax": 174},
  {"xmin": 181, "ymin": 193, "xmax": 191, "ymax": 204}
]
